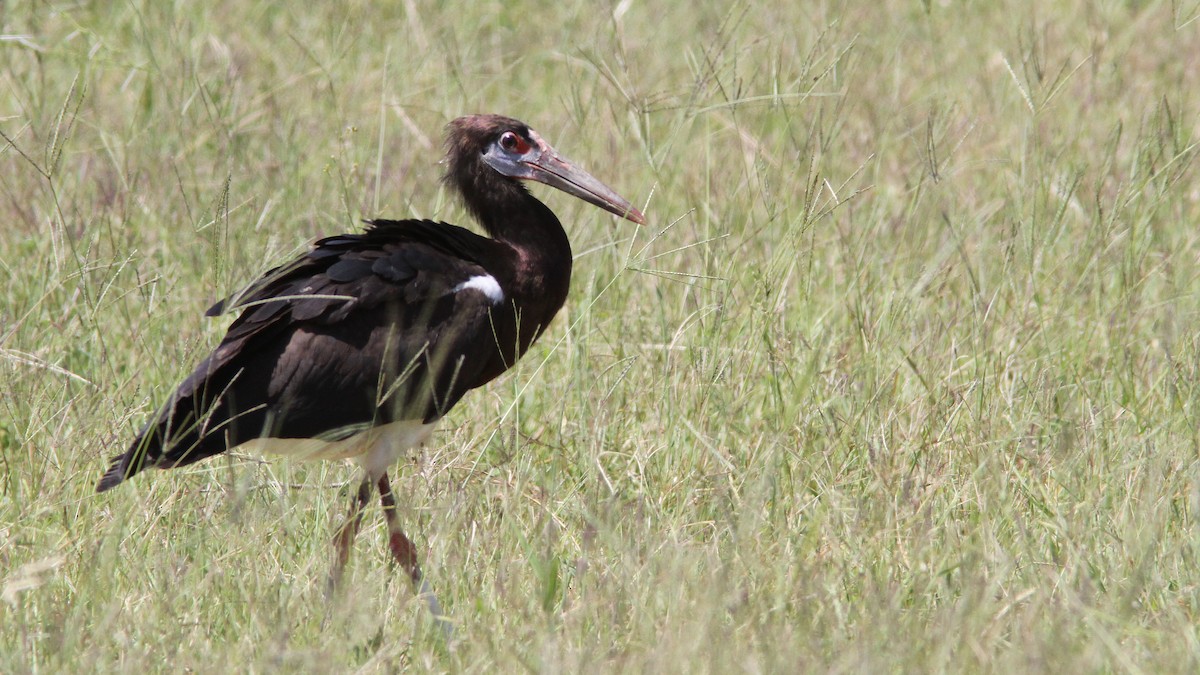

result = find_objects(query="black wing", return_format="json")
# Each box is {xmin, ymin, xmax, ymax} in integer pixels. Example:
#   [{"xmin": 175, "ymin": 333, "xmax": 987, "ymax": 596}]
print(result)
[{"xmin": 97, "ymin": 219, "xmax": 516, "ymax": 491}]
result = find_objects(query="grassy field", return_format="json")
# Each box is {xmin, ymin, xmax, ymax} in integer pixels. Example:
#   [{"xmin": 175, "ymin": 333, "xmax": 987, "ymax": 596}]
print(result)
[{"xmin": 4, "ymin": 0, "xmax": 1200, "ymax": 671}]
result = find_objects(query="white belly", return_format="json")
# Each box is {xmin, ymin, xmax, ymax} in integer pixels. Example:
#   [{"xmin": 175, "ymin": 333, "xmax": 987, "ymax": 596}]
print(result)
[{"xmin": 236, "ymin": 419, "xmax": 437, "ymax": 478}]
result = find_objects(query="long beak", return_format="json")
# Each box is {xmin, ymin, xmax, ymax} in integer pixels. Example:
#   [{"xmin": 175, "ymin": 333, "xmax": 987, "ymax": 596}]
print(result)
[{"xmin": 521, "ymin": 143, "xmax": 646, "ymax": 225}]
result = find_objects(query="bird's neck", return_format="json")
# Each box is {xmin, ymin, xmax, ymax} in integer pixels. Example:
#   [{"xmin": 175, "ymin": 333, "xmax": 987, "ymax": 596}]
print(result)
[
  {"xmin": 478, "ymin": 193, "xmax": 573, "ymax": 316},
  {"xmin": 473, "ymin": 191, "xmax": 571, "ymax": 263}
]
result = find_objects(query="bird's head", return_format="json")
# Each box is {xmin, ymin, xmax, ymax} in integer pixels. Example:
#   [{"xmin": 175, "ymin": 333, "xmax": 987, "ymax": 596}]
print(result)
[{"xmin": 444, "ymin": 114, "xmax": 645, "ymax": 227}]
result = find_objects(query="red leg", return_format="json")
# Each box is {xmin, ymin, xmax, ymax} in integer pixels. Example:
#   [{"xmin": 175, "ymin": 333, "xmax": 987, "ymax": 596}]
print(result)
[
  {"xmin": 377, "ymin": 473, "xmax": 422, "ymax": 584},
  {"xmin": 328, "ymin": 477, "xmax": 373, "ymax": 594},
  {"xmin": 377, "ymin": 472, "xmax": 452, "ymax": 637}
]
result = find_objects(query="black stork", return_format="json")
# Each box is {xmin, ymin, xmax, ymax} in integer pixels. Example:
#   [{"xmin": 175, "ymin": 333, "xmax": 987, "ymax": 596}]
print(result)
[{"xmin": 97, "ymin": 114, "xmax": 645, "ymax": 621}]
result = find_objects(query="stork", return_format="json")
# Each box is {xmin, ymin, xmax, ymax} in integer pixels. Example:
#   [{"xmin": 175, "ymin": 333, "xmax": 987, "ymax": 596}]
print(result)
[{"xmin": 97, "ymin": 114, "xmax": 645, "ymax": 625}]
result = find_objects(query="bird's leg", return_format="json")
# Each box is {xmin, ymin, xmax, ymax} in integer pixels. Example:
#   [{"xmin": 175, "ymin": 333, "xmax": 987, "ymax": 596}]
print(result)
[
  {"xmin": 327, "ymin": 476, "xmax": 373, "ymax": 595},
  {"xmin": 377, "ymin": 472, "xmax": 422, "ymax": 583},
  {"xmin": 378, "ymin": 473, "xmax": 451, "ymax": 635}
]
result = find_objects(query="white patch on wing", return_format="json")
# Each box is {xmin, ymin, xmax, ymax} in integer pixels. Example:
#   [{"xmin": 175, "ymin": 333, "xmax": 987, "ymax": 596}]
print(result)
[{"xmin": 453, "ymin": 274, "xmax": 504, "ymax": 304}]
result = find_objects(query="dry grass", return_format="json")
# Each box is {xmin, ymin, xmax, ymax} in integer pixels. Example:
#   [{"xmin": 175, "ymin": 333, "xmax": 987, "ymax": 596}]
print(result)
[{"xmin": 3, "ymin": 0, "xmax": 1200, "ymax": 671}]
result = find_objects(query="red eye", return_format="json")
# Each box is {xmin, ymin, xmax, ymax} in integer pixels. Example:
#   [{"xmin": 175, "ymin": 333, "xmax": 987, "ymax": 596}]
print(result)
[{"xmin": 499, "ymin": 131, "xmax": 530, "ymax": 154}]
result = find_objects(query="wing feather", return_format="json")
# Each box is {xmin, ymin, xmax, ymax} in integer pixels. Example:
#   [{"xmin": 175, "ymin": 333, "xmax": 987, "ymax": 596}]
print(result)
[{"xmin": 97, "ymin": 219, "xmax": 515, "ymax": 491}]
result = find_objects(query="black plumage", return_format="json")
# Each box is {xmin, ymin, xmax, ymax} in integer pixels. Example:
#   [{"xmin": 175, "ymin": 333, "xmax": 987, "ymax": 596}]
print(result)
[
  {"xmin": 100, "ymin": 220, "xmax": 519, "ymax": 484},
  {"xmin": 96, "ymin": 114, "xmax": 644, "ymax": 623}
]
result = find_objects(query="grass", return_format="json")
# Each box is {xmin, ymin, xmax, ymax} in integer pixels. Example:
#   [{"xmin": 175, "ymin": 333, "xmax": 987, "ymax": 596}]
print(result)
[{"xmin": 3, "ymin": 0, "xmax": 1200, "ymax": 671}]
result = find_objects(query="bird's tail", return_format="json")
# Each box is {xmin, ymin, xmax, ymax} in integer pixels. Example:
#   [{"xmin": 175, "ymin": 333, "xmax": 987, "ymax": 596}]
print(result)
[
  {"xmin": 96, "ymin": 403, "xmax": 230, "ymax": 492},
  {"xmin": 96, "ymin": 430, "xmax": 161, "ymax": 492},
  {"xmin": 95, "ymin": 452, "xmax": 138, "ymax": 492}
]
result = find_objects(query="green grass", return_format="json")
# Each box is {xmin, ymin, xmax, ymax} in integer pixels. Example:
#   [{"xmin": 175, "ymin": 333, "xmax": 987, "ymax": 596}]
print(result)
[{"xmin": 4, "ymin": 0, "xmax": 1200, "ymax": 671}]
